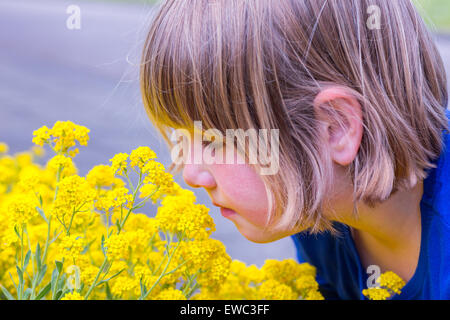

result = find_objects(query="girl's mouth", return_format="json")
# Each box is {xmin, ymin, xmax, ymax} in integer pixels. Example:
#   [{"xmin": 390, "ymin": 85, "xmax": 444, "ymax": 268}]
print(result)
[{"xmin": 220, "ymin": 207, "xmax": 237, "ymax": 218}]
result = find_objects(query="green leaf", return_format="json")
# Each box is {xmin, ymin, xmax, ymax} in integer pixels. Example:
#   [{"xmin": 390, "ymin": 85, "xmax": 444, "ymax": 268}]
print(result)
[
  {"xmin": 139, "ymin": 278, "xmax": 147, "ymax": 298},
  {"xmin": 14, "ymin": 225, "xmax": 21, "ymax": 239},
  {"xmin": 101, "ymin": 235, "xmax": 106, "ymax": 256},
  {"xmin": 0, "ymin": 285, "xmax": 15, "ymax": 300},
  {"xmin": 16, "ymin": 266, "xmax": 24, "ymax": 284},
  {"xmin": 37, "ymin": 265, "xmax": 48, "ymax": 285},
  {"xmin": 17, "ymin": 282, "xmax": 23, "ymax": 299},
  {"xmin": 35, "ymin": 282, "xmax": 51, "ymax": 300},
  {"xmin": 23, "ymin": 250, "xmax": 31, "ymax": 271},
  {"xmin": 54, "ymin": 289, "xmax": 63, "ymax": 300},
  {"xmin": 8, "ymin": 272, "xmax": 17, "ymax": 290},
  {"xmin": 55, "ymin": 261, "xmax": 63, "ymax": 274},
  {"xmin": 35, "ymin": 207, "xmax": 48, "ymax": 223},
  {"xmin": 23, "ymin": 288, "xmax": 32, "ymax": 300},
  {"xmin": 51, "ymin": 269, "xmax": 59, "ymax": 296},
  {"xmin": 105, "ymin": 283, "xmax": 113, "ymax": 300},
  {"xmin": 35, "ymin": 243, "xmax": 42, "ymax": 270}
]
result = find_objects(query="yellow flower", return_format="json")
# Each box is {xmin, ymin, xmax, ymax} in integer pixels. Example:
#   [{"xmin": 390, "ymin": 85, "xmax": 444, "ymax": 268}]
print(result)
[
  {"xmin": 46, "ymin": 154, "xmax": 77, "ymax": 178},
  {"xmin": 57, "ymin": 234, "xmax": 85, "ymax": 262},
  {"xmin": 15, "ymin": 152, "xmax": 33, "ymax": 168},
  {"xmin": 142, "ymin": 161, "xmax": 175, "ymax": 196},
  {"xmin": 0, "ymin": 156, "xmax": 16, "ymax": 185},
  {"xmin": 111, "ymin": 275, "xmax": 139, "ymax": 298},
  {"xmin": 261, "ymin": 259, "xmax": 316, "ymax": 285},
  {"xmin": 362, "ymin": 288, "xmax": 392, "ymax": 300},
  {"xmin": 33, "ymin": 121, "xmax": 89, "ymax": 155},
  {"xmin": 104, "ymin": 233, "xmax": 130, "ymax": 260},
  {"xmin": 156, "ymin": 191, "xmax": 215, "ymax": 239},
  {"xmin": 294, "ymin": 275, "xmax": 319, "ymax": 293},
  {"xmin": 32, "ymin": 125, "xmax": 51, "ymax": 147},
  {"xmin": 51, "ymin": 121, "xmax": 90, "ymax": 153},
  {"xmin": 86, "ymin": 165, "xmax": 116, "ymax": 187},
  {"xmin": 258, "ymin": 279, "xmax": 298, "ymax": 300},
  {"xmin": 110, "ymin": 153, "xmax": 129, "ymax": 175},
  {"xmin": 93, "ymin": 187, "xmax": 132, "ymax": 212},
  {"xmin": 61, "ymin": 291, "xmax": 84, "ymax": 300},
  {"xmin": 154, "ymin": 288, "xmax": 186, "ymax": 300},
  {"xmin": 130, "ymin": 146, "xmax": 157, "ymax": 169},
  {"xmin": 124, "ymin": 214, "xmax": 159, "ymax": 235},
  {"xmin": 304, "ymin": 290, "xmax": 325, "ymax": 300},
  {"xmin": 197, "ymin": 255, "xmax": 232, "ymax": 292},
  {"xmin": 7, "ymin": 193, "xmax": 38, "ymax": 227},
  {"xmin": 0, "ymin": 142, "xmax": 9, "ymax": 154},
  {"xmin": 51, "ymin": 175, "xmax": 94, "ymax": 227},
  {"xmin": 379, "ymin": 271, "xmax": 406, "ymax": 295}
]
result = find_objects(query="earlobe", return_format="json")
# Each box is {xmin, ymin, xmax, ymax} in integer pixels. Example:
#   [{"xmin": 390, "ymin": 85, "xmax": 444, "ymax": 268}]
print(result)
[{"xmin": 313, "ymin": 87, "xmax": 363, "ymax": 166}]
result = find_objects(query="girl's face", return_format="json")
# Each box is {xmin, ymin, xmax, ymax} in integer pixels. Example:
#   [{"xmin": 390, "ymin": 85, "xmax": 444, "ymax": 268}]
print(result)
[{"xmin": 181, "ymin": 133, "xmax": 284, "ymax": 243}]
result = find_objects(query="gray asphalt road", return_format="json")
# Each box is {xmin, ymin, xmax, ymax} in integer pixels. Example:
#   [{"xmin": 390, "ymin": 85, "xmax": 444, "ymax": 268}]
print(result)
[{"xmin": 1, "ymin": 0, "xmax": 449, "ymax": 266}]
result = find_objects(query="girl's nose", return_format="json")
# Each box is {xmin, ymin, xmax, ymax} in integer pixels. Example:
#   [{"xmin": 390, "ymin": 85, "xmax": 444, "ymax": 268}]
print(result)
[{"xmin": 182, "ymin": 164, "xmax": 217, "ymax": 189}]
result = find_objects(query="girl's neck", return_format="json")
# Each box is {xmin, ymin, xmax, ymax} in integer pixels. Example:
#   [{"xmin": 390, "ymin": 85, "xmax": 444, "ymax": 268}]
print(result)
[{"xmin": 333, "ymin": 181, "xmax": 424, "ymax": 282}]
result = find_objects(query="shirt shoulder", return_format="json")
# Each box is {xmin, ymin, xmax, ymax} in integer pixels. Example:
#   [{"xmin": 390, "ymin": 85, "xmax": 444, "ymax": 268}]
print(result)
[{"xmin": 422, "ymin": 109, "xmax": 450, "ymax": 225}]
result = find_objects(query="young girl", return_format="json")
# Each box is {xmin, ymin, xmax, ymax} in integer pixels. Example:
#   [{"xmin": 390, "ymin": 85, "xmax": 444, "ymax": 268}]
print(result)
[{"xmin": 139, "ymin": 0, "xmax": 449, "ymax": 299}]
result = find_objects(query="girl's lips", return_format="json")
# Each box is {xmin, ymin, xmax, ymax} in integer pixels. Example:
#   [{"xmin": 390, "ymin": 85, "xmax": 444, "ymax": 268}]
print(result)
[{"xmin": 220, "ymin": 207, "xmax": 237, "ymax": 218}]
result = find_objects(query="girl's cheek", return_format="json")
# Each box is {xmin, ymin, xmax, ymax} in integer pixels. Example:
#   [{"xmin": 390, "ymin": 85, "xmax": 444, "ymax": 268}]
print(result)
[{"xmin": 211, "ymin": 163, "xmax": 269, "ymax": 227}]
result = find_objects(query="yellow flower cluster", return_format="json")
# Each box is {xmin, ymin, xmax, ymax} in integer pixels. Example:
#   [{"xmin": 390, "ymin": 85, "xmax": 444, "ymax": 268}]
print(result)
[
  {"xmin": 0, "ymin": 121, "xmax": 406, "ymax": 301},
  {"xmin": 362, "ymin": 271, "xmax": 406, "ymax": 300},
  {"xmin": 155, "ymin": 190, "xmax": 215, "ymax": 240},
  {"xmin": 61, "ymin": 291, "xmax": 84, "ymax": 300},
  {"xmin": 194, "ymin": 259, "xmax": 323, "ymax": 300},
  {"xmin": 32, "ymin": 121, "xmax": 89, "ymax": 157}
]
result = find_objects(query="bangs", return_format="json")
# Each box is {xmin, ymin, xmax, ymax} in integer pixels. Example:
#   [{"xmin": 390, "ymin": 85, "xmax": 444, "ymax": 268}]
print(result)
[{"xmin": 140, "ymin": 0, "xmax": 289, "ymax": 143}]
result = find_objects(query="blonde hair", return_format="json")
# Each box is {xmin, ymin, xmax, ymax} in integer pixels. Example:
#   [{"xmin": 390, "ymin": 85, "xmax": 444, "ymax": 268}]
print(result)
[{"xmin": 140, "ymin": 0, "xmax": 448, "ymax": 234}]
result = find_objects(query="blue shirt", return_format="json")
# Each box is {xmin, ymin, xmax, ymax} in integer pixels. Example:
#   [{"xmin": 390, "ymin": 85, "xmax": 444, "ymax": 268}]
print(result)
[{"xmin": 291, "ymin": 109, "xmax": 450, "ymax": 300}]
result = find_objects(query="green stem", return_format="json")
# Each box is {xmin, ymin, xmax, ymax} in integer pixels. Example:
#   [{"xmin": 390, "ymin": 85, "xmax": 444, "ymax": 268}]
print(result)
[
  {"xmin": 186, "ymin": 283, "xmax": 200, "ymax": 299},
  {"xmin": 140, "ymin": 233, "xmax": 184, "ymax": 300},
  {"xmin": 84, "ymin": 256, "xmax": 108, "ymax": 300},
  {"xmin": 41, "ymin": 215, "xmax": 52, "ymax": 264},
  {"xmin": 53, "ymin": 165, "xmax": 63, "ymax": 202},
  {"xmin": 118, "ymin": 171, "xmax": 143, "ymax": 232},
  {"xmin": 66, "ymin": 209, "xmax": 76, "ymax": 236},
  {"xmin": 125, "ymin": 170, "xmax": 135, "ymax": 192},
  {"xmin": 18, "ymin": 226, "xmax": 24, "ymax": 300},
  {"xmin": 51, "ymin": 258, "xmax": 64, "ymax": 300}
]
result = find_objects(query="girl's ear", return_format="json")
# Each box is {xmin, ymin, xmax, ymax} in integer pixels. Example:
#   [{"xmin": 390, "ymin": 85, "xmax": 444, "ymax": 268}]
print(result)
[{"xmin": 313, "ymin": 87, "xmax": 363, "ymax": 166}]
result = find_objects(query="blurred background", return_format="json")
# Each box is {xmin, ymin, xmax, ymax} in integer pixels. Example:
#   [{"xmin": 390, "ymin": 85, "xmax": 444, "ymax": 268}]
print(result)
[{"xmin": 0, "ymin": 0, "xmax": 449, "ymax": 266}]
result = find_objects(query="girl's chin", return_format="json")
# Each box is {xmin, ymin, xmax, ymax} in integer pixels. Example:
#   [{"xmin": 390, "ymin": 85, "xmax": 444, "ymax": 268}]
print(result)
[{"xmin": 231, "ymin": 216, "xmax": 285, "ymax": 244}]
